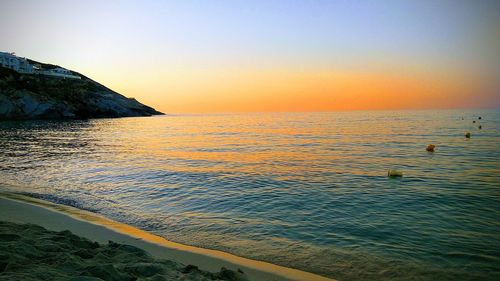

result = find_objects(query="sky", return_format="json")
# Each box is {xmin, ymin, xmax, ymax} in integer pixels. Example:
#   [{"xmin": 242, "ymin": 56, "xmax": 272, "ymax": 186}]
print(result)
[{"xmin": 1, "ymin": 0, "xmax": 499, "ymax": 113}]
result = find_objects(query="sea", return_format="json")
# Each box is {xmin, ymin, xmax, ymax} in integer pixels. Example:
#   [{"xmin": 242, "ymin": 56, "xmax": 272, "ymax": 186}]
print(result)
[{"xmin": 0, "ymin": 109, "xmax": 499, "ymax": 281}]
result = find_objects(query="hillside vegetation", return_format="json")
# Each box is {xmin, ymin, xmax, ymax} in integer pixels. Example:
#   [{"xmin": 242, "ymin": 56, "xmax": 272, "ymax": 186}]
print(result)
[{"xmin": 0, "ymin": 61, "xmax": 163, "ymax": 120}]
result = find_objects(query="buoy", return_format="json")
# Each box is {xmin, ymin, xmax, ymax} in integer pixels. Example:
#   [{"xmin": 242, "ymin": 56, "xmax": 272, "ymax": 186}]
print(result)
[
  {"xmin": 478, "ymin": 125, "xmax": 482, "ymax": 129},
  {"xmin": 465, "ymin": 132, "xmax": 471, "ymax": 138},
  {"xmin": 478, "ymin": 116, "xmax": 482, "ymax": 120},
  {"xmin": 426, "ymin": 144, "xmax": 435, "ymax": 152},
  {"xmin": 388, "ymin": 169, "xmax": 403, "ymax": 177}
]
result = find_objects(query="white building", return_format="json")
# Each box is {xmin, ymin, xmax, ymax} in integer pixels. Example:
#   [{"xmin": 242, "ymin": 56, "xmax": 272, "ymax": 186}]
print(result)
[
  {"xmin": 0, "ymin": 51, "xmax": 80, "ymax": 79},
  {"xmin": 0, "ymin": 52, "xmax": 34, "ymax": 74},
  {"xmin": 39, "ymin": 67, "xmax": 81, "ymax": 79}
]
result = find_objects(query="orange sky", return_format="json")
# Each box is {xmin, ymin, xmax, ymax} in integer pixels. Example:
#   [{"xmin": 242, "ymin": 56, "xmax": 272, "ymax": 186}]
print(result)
[
  {"xmin": 2, "ymin": 1, "xmax": 498, "ymax": 113},
  {"xmin": 94, "ymin": 66, "xmax": 494, "ymax": 113}
]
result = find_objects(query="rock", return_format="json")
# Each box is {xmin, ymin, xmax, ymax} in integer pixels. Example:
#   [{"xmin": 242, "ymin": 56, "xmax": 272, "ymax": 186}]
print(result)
[
  {"xmin": 473, "ymin": 120, "xmax": 476, "ymax": 123},
  {"xmin": 478, "ymin": 125, "xmax": 482, "ymax": 129},
  {"xmin": 478, "ymin": 116, "xmax": 482, "ymax": 119},
  {"xmin": 426, "ymin": 144, "xmax": 435, "ymax": 152},
  {"xmin": 182, "ymin": 264, "xmax": 200, "ymax": 274},
  {"xmin": 0, "ymin": 64, "xmax": 163, "ymax": 120},
  {"xmin": 217, "ymin": 267, "xmax": 249, "ymax": 281},
  {"xmin": 465, "ymin": 132, "xmax": 471, "ymax": 138}
]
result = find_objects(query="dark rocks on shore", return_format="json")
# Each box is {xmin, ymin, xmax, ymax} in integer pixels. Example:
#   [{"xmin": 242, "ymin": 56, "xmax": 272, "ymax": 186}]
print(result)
[{"xmin": 0, "ymin": 64, "xmax": 163, "ymax": 121}]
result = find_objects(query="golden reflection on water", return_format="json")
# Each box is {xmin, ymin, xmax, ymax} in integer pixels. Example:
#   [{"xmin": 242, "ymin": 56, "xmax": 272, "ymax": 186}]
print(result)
[
  {"xmin": 91, "ymin": 113, "xmax": 391, "ymax": 177},
  {"xmin": 75, "ymin": 111, "xmax": 500, "ymax": 186},
  {"xmin": 1, "ymin": 110, "xmax": 498, "ymax": 281}
]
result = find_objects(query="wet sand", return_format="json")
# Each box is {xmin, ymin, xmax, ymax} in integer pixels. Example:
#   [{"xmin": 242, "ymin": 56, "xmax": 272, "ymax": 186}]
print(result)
[{"xmin": 0, "ymin": 193, "xmax": 334, "ymax": 281}]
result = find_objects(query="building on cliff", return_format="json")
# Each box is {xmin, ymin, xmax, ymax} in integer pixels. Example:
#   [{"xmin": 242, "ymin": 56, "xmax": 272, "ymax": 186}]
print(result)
[
  {"xmin": 0, "ymin": 52, "xmax": 34, "ymax": 74},
  {"xmin": 38, "ymin": 67, "xmax": 81, "ymax": 79},
  {"xmin": 0, "ymin": 51, "xmax": 80, "ymax": 79}
]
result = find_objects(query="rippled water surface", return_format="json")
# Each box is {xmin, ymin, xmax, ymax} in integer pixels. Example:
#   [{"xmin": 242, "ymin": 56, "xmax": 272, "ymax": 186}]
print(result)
[{"xmin": 1, "ymin": 110, "xmax": 499, "ymax": 280}]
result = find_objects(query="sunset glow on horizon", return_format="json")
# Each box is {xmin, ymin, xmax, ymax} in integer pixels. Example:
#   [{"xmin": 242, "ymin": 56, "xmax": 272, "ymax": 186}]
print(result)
[{"xmin": 1, "ymin": 0, "xmax": 499, "ymax": 113}]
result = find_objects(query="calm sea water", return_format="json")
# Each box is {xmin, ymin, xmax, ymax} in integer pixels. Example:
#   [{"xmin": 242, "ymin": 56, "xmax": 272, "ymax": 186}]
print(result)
[{"xmin": 1, "ymin": 110, "xmax": 499, "ymax": 280}]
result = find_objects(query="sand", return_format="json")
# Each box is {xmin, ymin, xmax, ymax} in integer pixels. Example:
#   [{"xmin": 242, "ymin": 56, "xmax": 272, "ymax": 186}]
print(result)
[
  {"xmin": 0, "ymin": 193, "xmax": 335, "ymax": 281},
  {"xmin": 0, "ymin": 221, "xmax": 247, "ymax": 281}
]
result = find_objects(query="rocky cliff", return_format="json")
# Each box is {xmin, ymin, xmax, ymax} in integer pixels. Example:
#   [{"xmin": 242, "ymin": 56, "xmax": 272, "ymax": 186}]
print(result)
[{"xmin": 0, "ymin": 62, "xmax": 163, "ymax": 120}]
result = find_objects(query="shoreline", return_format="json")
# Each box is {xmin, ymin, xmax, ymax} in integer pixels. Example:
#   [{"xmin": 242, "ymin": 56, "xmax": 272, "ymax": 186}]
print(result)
[{"xmin": 0, "ymin": 192, "xmax": 335, "ymax": 281}]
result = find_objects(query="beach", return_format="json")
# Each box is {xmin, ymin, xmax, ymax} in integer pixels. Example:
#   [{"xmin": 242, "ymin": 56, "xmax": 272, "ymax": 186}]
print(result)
[
  {"xmin": 0, "ymin": 193, "xmax": 334, "ymax": 281},
  {"xmin": 2, "ymin": 0, "xmax": 500, "ymax": 279}
]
